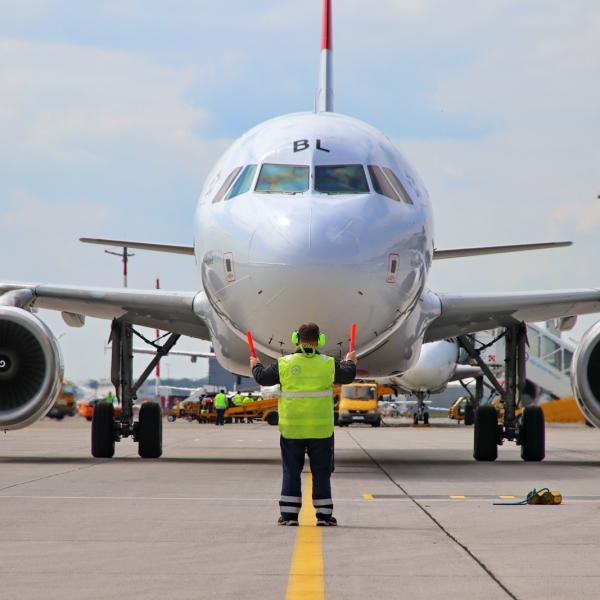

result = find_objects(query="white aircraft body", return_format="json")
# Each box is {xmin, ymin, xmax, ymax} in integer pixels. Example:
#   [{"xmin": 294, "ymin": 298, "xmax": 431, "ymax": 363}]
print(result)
[{"xmin": 3, "ymin": 0, "xmax": 600, "ymax": 461}]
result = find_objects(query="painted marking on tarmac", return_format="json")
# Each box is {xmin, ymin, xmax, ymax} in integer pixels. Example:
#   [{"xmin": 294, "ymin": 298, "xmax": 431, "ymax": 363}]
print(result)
[
  {"xmin": 499, "ymin": 495, "xmax": 517, "ymax": 500},
  {"xmin": 450, "ymin": 495, "xmax": 466, "ymax": 500},
  {"xmin": 285, "ymin": 472, "xmax": 324, "ymax": 600},
  {"xmin": 362, "ymin": 493, "xmax": 374, "ymax": 501}
]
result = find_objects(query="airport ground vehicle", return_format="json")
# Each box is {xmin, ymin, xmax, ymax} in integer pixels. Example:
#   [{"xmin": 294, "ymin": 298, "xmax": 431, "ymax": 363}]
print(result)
[
  {"xmin": 48, "ymin": 382, "xmax": 77, "ymax": 420},
  {"xmin": 166, "ymin": 397, "xmax": 280, "ymax": 425},
  {"xmin": 338, "ymin": 382, "xmax": 382, "ymax": 427},
  {"xmin": 78, "ymin": 399, "xmax": 122, "ymax": 422},
  {"xmin": 449, "ymin": 395, "xmax": 523, "ymax": 425}
]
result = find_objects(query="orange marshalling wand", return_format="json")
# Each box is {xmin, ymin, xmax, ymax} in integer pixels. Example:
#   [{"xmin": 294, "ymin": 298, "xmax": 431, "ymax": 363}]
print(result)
[
  {"xmin": 349, "ymin": 323, "xmax": 357, "ymax": 353},
  {"xmin": 246, "ymin": 331, "xmax": 257, "ymax": 359}
]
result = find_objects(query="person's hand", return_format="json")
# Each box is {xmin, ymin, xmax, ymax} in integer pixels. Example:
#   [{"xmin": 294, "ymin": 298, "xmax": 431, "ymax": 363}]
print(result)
[
  {"xmin": 250, "ymin": 356, "xmax": 260, "ymax": 369},
  {"xmin": 345, "ymin": 351, "xmax": 357, "ymax": 364}
]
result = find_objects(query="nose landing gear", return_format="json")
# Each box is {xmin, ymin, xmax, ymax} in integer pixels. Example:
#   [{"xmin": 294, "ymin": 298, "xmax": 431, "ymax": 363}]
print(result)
[{"xmin": 412, "ymin": 393, "xmax": 430, "ymax": 426}]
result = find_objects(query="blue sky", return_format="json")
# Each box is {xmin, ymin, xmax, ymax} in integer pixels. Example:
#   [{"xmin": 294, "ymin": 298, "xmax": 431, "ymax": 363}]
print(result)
[{"xmin": 1, "ymin": 1, "xmax": 599, "ymax": 380}]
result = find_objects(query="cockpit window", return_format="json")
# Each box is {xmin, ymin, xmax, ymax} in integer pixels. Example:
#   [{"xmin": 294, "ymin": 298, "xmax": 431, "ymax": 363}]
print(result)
[
  {"xmin": 226, "ymin": 164, "xmax": 257, "ymax": 200},
  {"xmin": 315, "ymin": 165, "xmax": 369, "ymax": 194},
  {"xmin": 212, "ymin": 167, "xmax": 242, "ymax": 204},
  {"xmin": 382, "ymin": 167, "xmax": 414, "ymax": 205},
  {"xmin": 255, "ymin": 164, "xmax": 309, "ymax": 194},
  {"xmin": 368, "ymin": 165, "xmax": 401, "ymax": 202}
]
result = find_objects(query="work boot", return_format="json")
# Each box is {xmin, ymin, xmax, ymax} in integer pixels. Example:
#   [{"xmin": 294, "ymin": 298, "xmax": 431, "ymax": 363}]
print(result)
[
  {"xmin": 316, "ymin": 516, "xmax": 337, "ymax": 527},
  {"xmin": 278, "ymin": 516, "xmax": 299, "ymax": 526}
]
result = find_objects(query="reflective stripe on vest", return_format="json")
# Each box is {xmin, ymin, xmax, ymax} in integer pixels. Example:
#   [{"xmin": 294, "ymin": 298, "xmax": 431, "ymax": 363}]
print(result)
[{"xmin": 278, "ymin": 352, "xmax": 335, "ymax": 439}]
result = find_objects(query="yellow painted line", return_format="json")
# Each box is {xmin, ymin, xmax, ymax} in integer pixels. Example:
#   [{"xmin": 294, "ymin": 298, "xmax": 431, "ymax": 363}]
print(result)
[
  {"xmin": 499, "ymin": 495, "xmax": 517, "ymax": 500},
  {"xmin": 362, "ymin": 493, "xmax": 374, "ymax": 501},
  {"xmin": 285, "ymin": 472, "xmax": 324, "ymax": 600},
  {"xmin": 450, "ymin": 495, "xmax": 466, "ymax": 500}
]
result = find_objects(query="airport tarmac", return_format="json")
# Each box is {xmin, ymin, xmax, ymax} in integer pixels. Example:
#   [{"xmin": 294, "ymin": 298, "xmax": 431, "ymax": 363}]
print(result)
[{"xmin": 2, "ymin": 419, "xmax": 600, "ymax": 600}]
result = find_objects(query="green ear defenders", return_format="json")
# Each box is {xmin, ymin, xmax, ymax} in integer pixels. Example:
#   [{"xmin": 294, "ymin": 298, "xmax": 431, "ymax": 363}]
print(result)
[{"xmin": 291, "ymin": 331, "xmax": 327, "ymax": 347}]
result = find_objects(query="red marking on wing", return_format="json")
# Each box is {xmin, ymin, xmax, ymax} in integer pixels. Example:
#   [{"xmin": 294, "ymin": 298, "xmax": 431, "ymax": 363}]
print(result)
[{"xmin": 321, "ymin": 0, "xmax": 332, "ymax": 50}]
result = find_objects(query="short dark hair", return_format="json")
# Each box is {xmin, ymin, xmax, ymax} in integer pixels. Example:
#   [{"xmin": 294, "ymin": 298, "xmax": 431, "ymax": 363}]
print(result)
[{"xmin": 298, "ymin": 322, "xmax": 320, "ymax": 344}]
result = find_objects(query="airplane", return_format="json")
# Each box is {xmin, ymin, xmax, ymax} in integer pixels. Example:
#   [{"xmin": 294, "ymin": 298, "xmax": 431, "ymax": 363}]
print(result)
[{"xmin": 2, "ymin": 0, "xmax": 600, "ymax": 462}]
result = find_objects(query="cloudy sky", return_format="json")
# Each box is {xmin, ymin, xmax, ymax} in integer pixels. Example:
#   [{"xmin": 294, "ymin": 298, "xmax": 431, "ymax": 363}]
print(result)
[{"xmin": 1, "ymin": 1, "xmax": 599, "ymax": 381}]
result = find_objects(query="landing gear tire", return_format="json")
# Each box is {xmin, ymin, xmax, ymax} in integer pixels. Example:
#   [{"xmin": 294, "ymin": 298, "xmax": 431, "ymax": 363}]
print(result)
[
  {"xmin": 423, "ymin": 413, "xmax": 429, "ymax": 426},
  {"xmin": 473, "ymin": 405, "xmax": 498, "ymax": 462},
  {"xmin": 138, "ymin": 402, "xmax": 162, "ymax": 459},
  {"xmin": 464, "ymin": 403, "xmax": 475, "ymax": 426},
  {"xmin": 91, "ymin": 402, "xmax": 115, "ymax": 458},
  {"xmin": 267, "ymin": 411, "xmax": 279, "ymax": 426},
  {"xmin": 520, "ymin": 405, "xmax": 545, "ymax": 462}
]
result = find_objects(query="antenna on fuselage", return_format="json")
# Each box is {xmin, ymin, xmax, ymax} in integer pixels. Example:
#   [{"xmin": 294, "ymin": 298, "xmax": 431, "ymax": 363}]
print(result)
[{"xmin": 316, "ymin": 0, "xmax": 334, "ymax": 112}]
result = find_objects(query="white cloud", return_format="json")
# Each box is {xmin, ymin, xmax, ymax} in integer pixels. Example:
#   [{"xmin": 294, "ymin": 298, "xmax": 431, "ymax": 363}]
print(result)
[{"xmin": 0, "ymin": 37, "xmax": 230, "ymax": 171}]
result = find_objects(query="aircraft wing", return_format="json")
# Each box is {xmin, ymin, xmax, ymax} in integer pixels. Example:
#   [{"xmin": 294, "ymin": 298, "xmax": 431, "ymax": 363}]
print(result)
[
  {"xmin": 425, "ymin": 289, "xmax": 600, "ymax": 342},
  {"xmin": 0, "ymin": 282, "xmax": 209, "ymax": 340}
]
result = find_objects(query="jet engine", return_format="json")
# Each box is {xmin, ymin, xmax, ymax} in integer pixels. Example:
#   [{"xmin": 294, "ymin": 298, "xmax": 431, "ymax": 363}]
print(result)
[
  {"xmin": 0, "ymin": 307, "xmax": 63, "ymax": 430},
  {"xmin": 572, "ymin": 321, "xmax": 600, "ymax": 428},
  {"xmin": 393, "ymin": 340, "xmax": 460, "ymax": 394}
]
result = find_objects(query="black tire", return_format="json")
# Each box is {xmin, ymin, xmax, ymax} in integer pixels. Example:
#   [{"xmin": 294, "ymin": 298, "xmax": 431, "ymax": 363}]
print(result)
[
  {"xmin": 266, "ymin": 411, "xmax": 279, "ymax": 426},
  {"xmin": 473, "ymin": 405, "xmax": 498, "ymax": 461},
  {"xmin": 138, "ymin": 402, "xmax": 163, "ymax": 459},
  {"xmin": 464, "ymin": 403, "xmax": 475, "ymax": 426},
  {"xmin": 91, "ymin": 402, "xmax": 115, "ymax": 458},
  {"xmin": 423, "ymin": 413, "xmax": 429, "ymax": 425},
  {"xmin": 167, "ymin": 415, "xmax": 176, "ymax": 423},
  {"xmin": 371, "ymin": 418, "xmax": 381, "ymax": 428},
  {"xmin": 520, "ymin": 405, "xmax": 545, "ymax": 462},
  {"xmin": 413, "ymin": 413, "xmax": 419, "ymax": 425}
]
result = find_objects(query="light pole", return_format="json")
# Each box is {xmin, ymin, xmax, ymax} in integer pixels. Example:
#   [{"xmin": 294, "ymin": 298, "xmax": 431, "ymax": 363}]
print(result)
[{"xmin": 104, "ymin": 247, "xmax": 134, "ymax": 288}]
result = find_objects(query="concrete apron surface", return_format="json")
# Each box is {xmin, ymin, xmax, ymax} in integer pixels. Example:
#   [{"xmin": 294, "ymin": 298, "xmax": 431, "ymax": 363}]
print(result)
[{"xmin": 1, "ymin": 419, "xmax": 600, "ymax": 599}]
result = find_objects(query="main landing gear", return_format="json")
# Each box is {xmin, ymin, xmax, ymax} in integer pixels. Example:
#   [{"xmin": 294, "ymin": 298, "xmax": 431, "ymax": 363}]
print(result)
[
  {"xmin": 458, "ymin": 322, "xmax": 545, "ymax": 462},
  {"xmin": 91, "ymin": 319, "xmax": 179, "ymax": 459}
]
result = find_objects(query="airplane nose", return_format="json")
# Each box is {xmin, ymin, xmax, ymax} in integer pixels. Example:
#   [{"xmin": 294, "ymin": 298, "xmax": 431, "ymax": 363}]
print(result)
[
  {"xmin": 244, "ymin": 200, "xmax": 382, "ymax": 349},
  {"xmin": 248, "ymin": 204, "xmax": 361, "ymax": 266}
]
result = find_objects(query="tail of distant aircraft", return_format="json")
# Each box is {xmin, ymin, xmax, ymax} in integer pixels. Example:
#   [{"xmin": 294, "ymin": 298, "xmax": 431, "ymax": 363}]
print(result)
[{"xmin": 316, "ymin": 0, "xmax": 334, "ymax": 112}]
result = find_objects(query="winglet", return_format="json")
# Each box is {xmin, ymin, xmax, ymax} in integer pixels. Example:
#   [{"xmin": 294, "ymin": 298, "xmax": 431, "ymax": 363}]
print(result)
[{"xmin": 316, "ymin": 0, "xmax": 334, "ymax": 112}]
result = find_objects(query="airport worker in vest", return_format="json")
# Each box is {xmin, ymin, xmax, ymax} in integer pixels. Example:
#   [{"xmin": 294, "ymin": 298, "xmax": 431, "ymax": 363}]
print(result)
[
  {"xmin": 242, "ymin": 394, "xmax": 254, "ymax": 423},
  {"xmin": 232, "ymin": 392, "xmax": 244, "ymax": 422},
  {"xmin": 214, "ymin": 389, "xmax": 227, "ymax": 426},
  {"xmin": 251, "ymin": 322, "xmax": 356, "ymax": 526}
]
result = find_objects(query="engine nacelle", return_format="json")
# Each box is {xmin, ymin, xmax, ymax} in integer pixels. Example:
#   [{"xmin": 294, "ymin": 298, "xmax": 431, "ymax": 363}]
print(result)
[
  {"xmin": 393, "ymin": 340, "xmax": 459, "ymax": 394},
  {"xmin": 572, "ymin": 321, "xmax": 600, "ymax": 427},
  {"xmin": 0, "ymin": 307, "xmax": 63, "ymax": 430}
]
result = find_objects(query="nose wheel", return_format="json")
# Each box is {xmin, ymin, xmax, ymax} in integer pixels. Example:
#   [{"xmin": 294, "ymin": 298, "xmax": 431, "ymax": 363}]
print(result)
[{"xmin": 413, "ymin": 394, "xmax": 429, "ymax": 425}]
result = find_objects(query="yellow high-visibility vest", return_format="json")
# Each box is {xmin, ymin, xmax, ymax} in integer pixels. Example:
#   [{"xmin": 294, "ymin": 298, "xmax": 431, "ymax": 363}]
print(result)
[
  {"xmin": 278, "ymin": 352, "xmax": 335, "ymax": 439},
  {"xmin": 214, "ymin": 393, "xmax": 227, "ymax": 409}
]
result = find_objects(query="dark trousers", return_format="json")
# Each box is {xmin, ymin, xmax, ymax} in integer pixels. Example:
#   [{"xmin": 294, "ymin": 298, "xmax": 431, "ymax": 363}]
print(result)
[
  {"xmin": 215, "ymin": 408, "xmax": 225, "ymax": 425},
  {"xmin": 279, "ymin": 436, "xmax": 334, "ymax": 521}
]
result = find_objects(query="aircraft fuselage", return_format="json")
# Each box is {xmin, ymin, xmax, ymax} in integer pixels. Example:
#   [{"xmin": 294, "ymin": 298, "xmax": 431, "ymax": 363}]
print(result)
[{"xmin": 194, "ymin": 112, "xmax": 438, "ymax": 376}]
